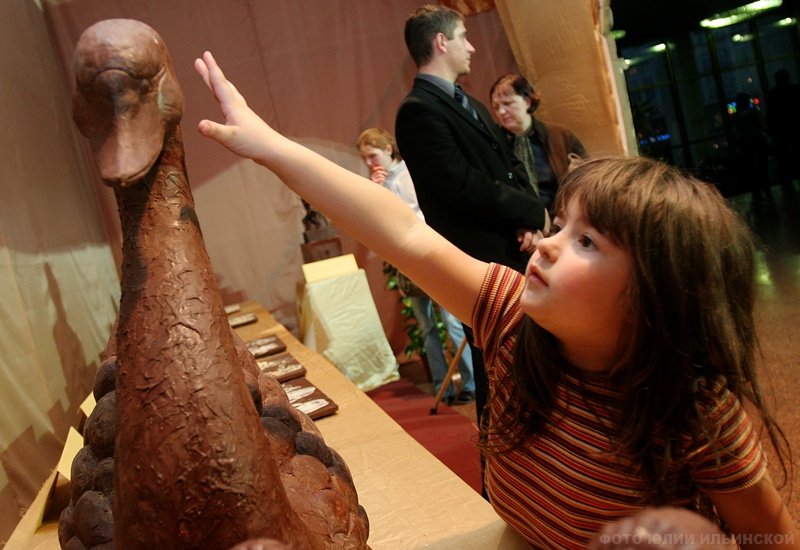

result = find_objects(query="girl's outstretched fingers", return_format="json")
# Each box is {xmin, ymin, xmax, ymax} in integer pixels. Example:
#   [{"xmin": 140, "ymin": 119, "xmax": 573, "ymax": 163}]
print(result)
[
  {"xmin": 194, "ymin": 51, "xmax": 257, "ymax": 155},
  {"xmin": 195, "ymin": 53, "xmax": 245, "ymax": 116},
  {"xmin": 194, "ymin": 53, "xmax": 225, "ymax": 141},
  {"xmin": 194, "ymin": 54, "xmax": 211, "ymax": 90}
]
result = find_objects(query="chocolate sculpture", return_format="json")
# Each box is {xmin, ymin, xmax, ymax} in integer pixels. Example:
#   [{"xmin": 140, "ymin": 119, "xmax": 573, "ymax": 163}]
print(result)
[{"xmin": 60, "ymin": 19, "xmax": 368, "ymax": 549}]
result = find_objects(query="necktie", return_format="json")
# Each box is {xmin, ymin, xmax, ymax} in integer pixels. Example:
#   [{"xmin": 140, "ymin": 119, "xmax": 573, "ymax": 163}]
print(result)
[{"xmin": 454, "ymin": 83, "xmax": 478, "ymax": 121}]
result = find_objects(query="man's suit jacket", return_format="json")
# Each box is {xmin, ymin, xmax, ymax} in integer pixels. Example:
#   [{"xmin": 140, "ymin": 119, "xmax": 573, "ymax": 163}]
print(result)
[{"xmin": 396, "ymin": 77, "xmax": 545, "ymax": 273}]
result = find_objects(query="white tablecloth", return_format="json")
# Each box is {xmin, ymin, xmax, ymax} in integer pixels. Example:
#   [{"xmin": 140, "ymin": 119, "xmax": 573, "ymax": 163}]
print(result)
[{"xmin": 299, "ymin": 269, "xmax": 399, "ymax": 391}]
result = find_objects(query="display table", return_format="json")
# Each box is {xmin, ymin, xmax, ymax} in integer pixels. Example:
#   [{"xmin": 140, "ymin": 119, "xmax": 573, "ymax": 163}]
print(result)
[{"xmin": 7, "ymin": 301, "xmax": 527, "ymax": 550}]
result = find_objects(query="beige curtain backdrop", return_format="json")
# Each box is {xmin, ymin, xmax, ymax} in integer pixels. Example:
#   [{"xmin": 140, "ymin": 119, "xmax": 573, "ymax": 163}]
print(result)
[
  {"xmin": 0, "ymin": 0, "xmax": 121, "ymax": 541},
  {"xmin": 495, "ymin": 0, "xmax": 635, "ymax": 156},
  {"xmin": 1, "ymin": 0, "xmax": 630, "ymax": 541}
]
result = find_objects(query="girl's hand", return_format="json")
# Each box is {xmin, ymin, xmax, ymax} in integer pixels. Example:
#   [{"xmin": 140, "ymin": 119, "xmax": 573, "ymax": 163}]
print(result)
[
  {"xmin": 369, "ymin": 166, "xmax": 388, "ymax": 185},
  {"xmin": 194, "ymin": 51, "xmax": 275, "ymax": 162}
]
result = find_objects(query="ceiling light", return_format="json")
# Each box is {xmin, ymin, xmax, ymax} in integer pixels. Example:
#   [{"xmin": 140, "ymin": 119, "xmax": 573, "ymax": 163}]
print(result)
[{"xmin": 700, "ymin": 0, "xmax": 782, "ymax": 29}]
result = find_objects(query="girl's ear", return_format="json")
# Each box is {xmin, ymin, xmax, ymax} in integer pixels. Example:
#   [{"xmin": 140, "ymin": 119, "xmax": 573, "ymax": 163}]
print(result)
[{"xmin": 386, "ymin": 144, "xmax": 394, "ymax": 157}]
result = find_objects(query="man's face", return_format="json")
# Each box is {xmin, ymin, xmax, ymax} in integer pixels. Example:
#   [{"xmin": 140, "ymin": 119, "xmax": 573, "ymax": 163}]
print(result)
[{"xmin": 444, "ymin": 21, "xmax": 475, "ymax": 76}]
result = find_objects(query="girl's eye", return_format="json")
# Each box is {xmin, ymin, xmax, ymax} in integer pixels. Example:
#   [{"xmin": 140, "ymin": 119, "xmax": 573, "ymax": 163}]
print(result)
[
  {"xmin": 549, "ymin": 223, "xmax": 563, "ymax": 235},
  {"xmin": 578, "ymin": 234, "xmax": 596, "ymax": 249}
]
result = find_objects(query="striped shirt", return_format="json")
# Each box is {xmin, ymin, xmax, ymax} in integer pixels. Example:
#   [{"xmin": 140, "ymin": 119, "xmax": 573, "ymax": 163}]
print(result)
[{"xmin": 473, "ymin": 263, "xmax": 766, "ymax": 548}]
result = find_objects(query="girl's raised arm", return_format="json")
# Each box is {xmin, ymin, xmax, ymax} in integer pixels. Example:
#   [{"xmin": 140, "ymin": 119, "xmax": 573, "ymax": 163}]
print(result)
[{"xmin": 194, "ymin": 51, "xmax": 486, "ymax": 324}]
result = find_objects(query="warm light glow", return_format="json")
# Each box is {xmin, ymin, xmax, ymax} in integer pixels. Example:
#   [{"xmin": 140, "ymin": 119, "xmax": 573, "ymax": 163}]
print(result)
[
  {"xmin": 700, "ymin": 0, "xmax": 782, "ymax": 29},
  {"xmin": 611, "ymin": 29, "xmax": 627, "ymax": 40},
  {"xmin": 732, "ymin": 33, "xmax": 754, "ymax": 42},
  {"xmin": 775, "ymin": 17, "xmax": 796, "ymax": 26},
  {"xmin": 622, "ymin": 43, "xmax": 668, "ymax": 70}
]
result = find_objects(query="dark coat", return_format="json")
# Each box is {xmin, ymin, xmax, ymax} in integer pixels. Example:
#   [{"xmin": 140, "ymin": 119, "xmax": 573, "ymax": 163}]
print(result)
[{"xmin": 396, "ymin": 77, "xmax": 545, "ymax": 273}]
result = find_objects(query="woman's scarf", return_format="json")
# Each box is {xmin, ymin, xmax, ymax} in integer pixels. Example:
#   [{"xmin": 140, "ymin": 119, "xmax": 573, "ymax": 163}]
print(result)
[{"xmin": 513, "ymin": 124, "xmax": 539, "ymax": 196}]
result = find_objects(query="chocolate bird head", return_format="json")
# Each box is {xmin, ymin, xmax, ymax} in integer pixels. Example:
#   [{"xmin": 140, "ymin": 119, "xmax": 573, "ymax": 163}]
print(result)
[{"xmin": 73, "ymin": 19, "xmax": 184, "ymax": 187}]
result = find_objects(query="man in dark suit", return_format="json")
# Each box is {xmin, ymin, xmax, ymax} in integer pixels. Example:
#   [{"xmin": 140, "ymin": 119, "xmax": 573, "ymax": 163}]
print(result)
[{"xmin": 396, "ymin": 5, "xmax": 548, "ymax": 426}]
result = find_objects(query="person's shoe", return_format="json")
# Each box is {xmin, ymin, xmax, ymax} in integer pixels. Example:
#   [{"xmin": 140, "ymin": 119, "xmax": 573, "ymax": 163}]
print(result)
[
  {"xmin": 454, "ymin": 391, "xmax": 475, "ymax": 405},
  {"xmin": 443, "ymin": 394, "xmax": 458, "ymax": 406}
]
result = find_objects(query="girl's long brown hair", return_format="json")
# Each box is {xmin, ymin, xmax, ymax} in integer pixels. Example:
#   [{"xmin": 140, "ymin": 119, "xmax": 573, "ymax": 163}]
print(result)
[{"xmin": 483, "ymin": 156, "xmax": 791, "ymax": 505}]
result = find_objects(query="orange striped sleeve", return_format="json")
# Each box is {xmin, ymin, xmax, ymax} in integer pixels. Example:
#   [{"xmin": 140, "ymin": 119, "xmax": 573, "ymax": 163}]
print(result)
[
  {"xmin": 472, "ymin": 263, "xmax": 525, "ymax": 377},
  {"xmin": 689, "ymin": 380, "xmax": 767, "ymax": 492}
]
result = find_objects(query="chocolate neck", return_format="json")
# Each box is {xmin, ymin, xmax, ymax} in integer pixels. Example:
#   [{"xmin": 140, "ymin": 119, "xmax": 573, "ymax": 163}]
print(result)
[
  {"xmin": 116, "ymin": 127, "xmax": 215, "ymax": 315},
  {"xmin": 111, "ymin": 126, "xmax": 309, "ymax": 547}
]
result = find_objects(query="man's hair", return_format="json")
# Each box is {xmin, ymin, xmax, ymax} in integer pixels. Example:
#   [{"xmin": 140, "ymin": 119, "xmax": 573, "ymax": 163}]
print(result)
[
  {"xmin": 404, "ymin": 4, "xmax": 463, "ymax": 67},
  {"xmin": 356, "ymin": 128, "xmax": 401, "ymax": 160}
]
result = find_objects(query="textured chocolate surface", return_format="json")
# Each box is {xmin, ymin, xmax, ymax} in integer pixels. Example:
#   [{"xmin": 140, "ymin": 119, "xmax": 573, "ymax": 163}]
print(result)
[
  {"xmin": 73, "ymin": 19, "xmax": 313, "ymax": 549},
  {"xmin": 66, "ymin": 18, "xmax": 367, "ymax": 549}
]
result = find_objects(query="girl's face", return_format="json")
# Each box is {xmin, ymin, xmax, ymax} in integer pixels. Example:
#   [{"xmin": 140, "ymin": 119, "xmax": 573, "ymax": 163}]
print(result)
[
  {"xmin": 491, "ymin": 88, "xmax": 531, "ymax": 136},
  {"xmin": 359, "ymin": 144, "xmax": 393, "ymax": 172},
  {"xmin": 521, "ymin": 199, "xmax": 633, "ymax": 372}
]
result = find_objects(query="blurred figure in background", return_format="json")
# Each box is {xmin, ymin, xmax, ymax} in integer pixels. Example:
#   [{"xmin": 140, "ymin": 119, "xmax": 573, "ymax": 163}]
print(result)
[
  {"xmin": 490, "ymin": 74, "xmax": 587, "ymax": 212},
  {"xmin": 767, "ymin": 69, "xmax": 800, "ymax": 186},
  {"xmin": 729, "ymin": 92, "xmax": 770, "ymax": 196},
  {"xmin": 357, "ymin": 128, "xmax": 475, "ymax": 406}
]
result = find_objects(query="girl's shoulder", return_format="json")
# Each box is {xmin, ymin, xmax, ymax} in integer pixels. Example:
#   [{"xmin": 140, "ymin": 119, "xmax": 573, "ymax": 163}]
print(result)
[
  {"xmin": 472, "ymin": 263, "xmax": 525, "ymax": 358},
  {"xmin": 473, "ymin": 264, "xmax": 524, "ymax": 323},
  {"xmin": 692, "ymin": 375, "xmax": 739, "ymax": 420},
  {"xmin": 684, "ymin": 376, "xmax": 767, "ymax": 491},
  {"xmin": 685, "ymin": 375, "xmax": 758, "ymax": 452}
]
